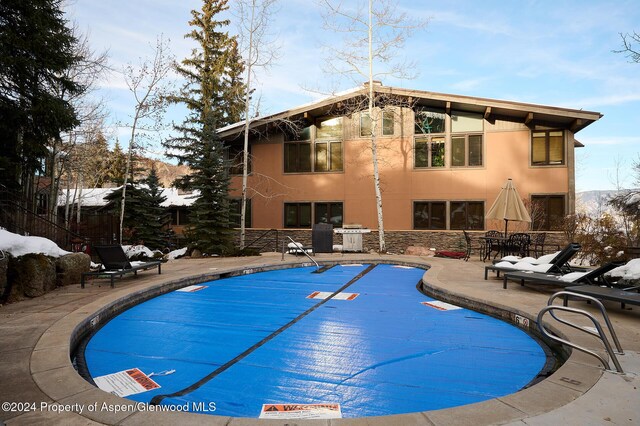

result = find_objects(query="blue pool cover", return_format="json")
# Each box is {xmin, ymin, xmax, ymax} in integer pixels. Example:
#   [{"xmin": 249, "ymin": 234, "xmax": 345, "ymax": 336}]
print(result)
[{"xmin": 83, "ymin": 264, "xmax": 547, "ymax": 418}]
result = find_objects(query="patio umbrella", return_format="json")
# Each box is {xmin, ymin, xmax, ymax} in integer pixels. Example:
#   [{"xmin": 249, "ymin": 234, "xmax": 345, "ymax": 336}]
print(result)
[{"xmin": 485, "ymin": 178, "xmax": 532, "ymax": 235}]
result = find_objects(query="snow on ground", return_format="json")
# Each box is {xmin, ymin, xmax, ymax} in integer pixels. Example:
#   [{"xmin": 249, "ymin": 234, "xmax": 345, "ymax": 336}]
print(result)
[
  {"xmin": 167, "ymin": 247, "xmax": 187, "ymax": 260},
  {"xmin": 606, "ymin": 258, "xmax": 640, "ymax": 280},
  {"xmin": 0, "ymin": 229, "xmax": 70, "ymax": 257},
  {"xmin": 122, "ymin": 245, "xmax": 155, "ymax": 259}
]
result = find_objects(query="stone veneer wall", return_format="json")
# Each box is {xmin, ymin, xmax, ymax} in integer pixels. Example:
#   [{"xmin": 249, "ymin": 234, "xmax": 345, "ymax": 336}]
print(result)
[{"xmin": 236, "ymin": 229, "xmax": 568, "ymax": 257}]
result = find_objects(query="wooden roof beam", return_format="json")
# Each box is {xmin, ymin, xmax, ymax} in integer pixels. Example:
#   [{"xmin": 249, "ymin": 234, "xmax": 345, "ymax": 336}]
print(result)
[{"xmin": 524, "ymin": 112, "xmax": 534, "ymax": 128}]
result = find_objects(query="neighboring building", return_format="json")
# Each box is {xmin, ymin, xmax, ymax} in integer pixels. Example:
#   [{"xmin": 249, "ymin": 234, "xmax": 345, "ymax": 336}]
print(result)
[
  {"xmin": 56, "ymin": 187, "xmax": 198, "ymax": 244},
  {"xmin": 219, "ymin": 83, "xmax": 601, "ymax": 251}
]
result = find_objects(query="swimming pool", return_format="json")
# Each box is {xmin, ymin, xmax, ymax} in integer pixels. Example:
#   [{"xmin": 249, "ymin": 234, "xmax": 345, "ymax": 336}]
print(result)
[{"xmin": 79, "ymin": 263, "xmax": 548, "ymax": 419}]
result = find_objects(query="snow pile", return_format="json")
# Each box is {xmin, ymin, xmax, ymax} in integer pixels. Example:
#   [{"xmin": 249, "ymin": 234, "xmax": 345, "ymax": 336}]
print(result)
[
  {"xmin": 166, "ymin": 247, "xmax": 188, "ymax": 260},
  {"xmin": 606, "ymin": 259, "xmax": 640, "ymax": 281},
  {"xmin": 123, "ymin": 245, "xmax": 156, "ymax": 259},
  {"xmin": 0, "ymin": 229, "xmax": 70, "ymax": 258}
]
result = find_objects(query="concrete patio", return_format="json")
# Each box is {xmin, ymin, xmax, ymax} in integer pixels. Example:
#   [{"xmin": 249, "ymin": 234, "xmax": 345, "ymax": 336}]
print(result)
[{"xmin": 0, "ymin": 253, "xmax": 638, "ymax": 425}]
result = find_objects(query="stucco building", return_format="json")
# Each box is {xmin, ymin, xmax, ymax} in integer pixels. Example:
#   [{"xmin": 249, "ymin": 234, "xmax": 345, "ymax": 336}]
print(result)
[{"xmin": 219, "ymin": 83, "xmax": 601, "ymax": 252}]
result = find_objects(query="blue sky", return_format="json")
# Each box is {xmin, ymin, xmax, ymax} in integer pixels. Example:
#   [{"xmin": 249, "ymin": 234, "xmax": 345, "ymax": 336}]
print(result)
[{"xmin": 64, "ymin": 0, "xmax": 640, "ymax": 192}]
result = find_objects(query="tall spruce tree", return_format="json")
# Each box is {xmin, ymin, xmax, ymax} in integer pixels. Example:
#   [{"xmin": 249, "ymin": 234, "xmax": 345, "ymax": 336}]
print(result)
[
  {"xmin": 183, "ymin": 116, "xmax": 235, "ymax": 254},
  {"xmin": 0, "ymin": 0, "xmax": 81, "ymax": 196},
  {"xmin": 137, "ymin": 165, "xmax": 171, "ymax": 250},
  {"xmin": 163, "ymin": 0, "xmax": 246, "ymax": 253}
]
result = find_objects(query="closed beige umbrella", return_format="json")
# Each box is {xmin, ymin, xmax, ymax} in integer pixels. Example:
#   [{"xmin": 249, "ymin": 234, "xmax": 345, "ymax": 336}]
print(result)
[{"xmin": 485, "ymin": 178, "xmax": 532, "ymax": 235}]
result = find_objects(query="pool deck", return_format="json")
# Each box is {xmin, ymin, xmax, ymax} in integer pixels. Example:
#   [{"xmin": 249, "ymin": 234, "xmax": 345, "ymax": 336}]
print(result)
[{"xmin": 1, "ymin": 253, "xmax": 638, "ymax": 425}]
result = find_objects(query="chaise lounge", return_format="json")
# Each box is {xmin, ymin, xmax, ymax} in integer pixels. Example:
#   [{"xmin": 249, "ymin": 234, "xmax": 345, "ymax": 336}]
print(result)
[
  {"xmin": 81, "ymin": 245, "xmax": 162, "ymax": 288},
  {"xmin": 562, "ymin": 285, "xmax": 640, "ymax": 309},
  {"xmin": 484, "ymin": 242, "xmax": 582, "ymax": 280},
  {"xmin": 500, "ymin": 261, "xmax": 624, "ymax": 290}
]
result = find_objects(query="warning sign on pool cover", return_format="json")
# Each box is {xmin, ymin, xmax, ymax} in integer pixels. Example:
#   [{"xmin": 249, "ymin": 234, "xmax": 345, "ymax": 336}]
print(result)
[
  {"xmin": 259, "ymin": 403, "xmax": 342, "ymax": 419},
  {"xmin": 94, "ymin": 368, "xmax": 160, "ymax": 397}
]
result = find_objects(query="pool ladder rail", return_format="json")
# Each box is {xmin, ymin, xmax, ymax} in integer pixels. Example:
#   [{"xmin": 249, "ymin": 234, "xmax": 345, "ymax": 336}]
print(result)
[
  {"xmin": 282, "ymin": 236, "xmax": 320, "ymax": 270},
  {"xmin": 537, "ymin": 291, "xmax": 624, "ymax": 374}
]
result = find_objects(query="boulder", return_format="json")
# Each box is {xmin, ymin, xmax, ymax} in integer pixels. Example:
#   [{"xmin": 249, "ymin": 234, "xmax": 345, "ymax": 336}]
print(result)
[
  {"xmin": 7, "ymin": 254, "xmax": 56, "ymax": 301},
  {"xmin": 56, "ymin": 252, "xmax": 91, "ymax": 287},
  {"xmin": 405, "ymin": 246, "xmax": 434, "ymax": 257},
  {"xmin": 190, "ymin": 248, "xmax": 203, "ymax": 258}
]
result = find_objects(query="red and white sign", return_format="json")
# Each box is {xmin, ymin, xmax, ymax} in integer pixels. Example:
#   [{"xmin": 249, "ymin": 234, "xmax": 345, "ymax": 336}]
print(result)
[
  {"xmin": 421, "ymin": 300, "xmax": 461, "ymax": 311},
  {"xmin": 259, "ymin": 403, "xmax": 342, "ymax": 419},
  {"xmin": 307, "ymin": 291, "xmax": 359, "ymax": 301},
  {"xmin": 94, "ymin": 368, "xmax": 160, "ymax": 397}
]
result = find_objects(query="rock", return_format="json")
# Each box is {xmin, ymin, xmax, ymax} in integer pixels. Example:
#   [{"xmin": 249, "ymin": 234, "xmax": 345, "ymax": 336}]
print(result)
[
  {"xmin": 405, "ymin": 246, "xmax": 433, "ymax": 257},
  {"xmin": 7, "ymin": 254, "xmax": 56, "ymax": 301},
  {"xmin": 191, "ymin": 248, "xmax": 203, "ymax": 258},
  {"xmin": 56, "ymin": 252, "xmax": 91, "ymax": 287}
]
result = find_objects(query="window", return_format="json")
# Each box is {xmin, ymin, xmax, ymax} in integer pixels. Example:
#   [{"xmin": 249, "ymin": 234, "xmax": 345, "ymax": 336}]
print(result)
[
  {"xmin": 284, "ymin": 203, "xmax": 312, "ymax": 228},
  {"xmin": 284, "ymin": 142, "xmax": 312, "ymax": 173},
  {"xmin": 532, "ymin": 130, "xmax": 564, "ymax": 165},
  {"xmin": 382, "ymin": 110, "xmax": 394, "ymax": 136},
  {"xmin": 229, "ymin": 199, "xmax": 251, "ymax": 228},
  {"xmin": 316, "ymin": 117, "xmax": 343, "ymax": 139},
  {"xmin": 451, "ymin": 134, "xmax": 483, "ymax": 167},
  {"xmin": 450, "ymin": 201, "xmax": 484, "ymax": 230},
  {"xmin": 171, "ymin": 207, "xmax": 190, "ymax": 226},
  {"xmin": 451, "ymin": 111, "xmax": 483, "ymax": 133},
  {"xmin": 360, "ymin": 110, "xmax": 395, "ymax": 137},
  {"xmin": 415, "ymin": 108, "xmax": 446, "ymax": 134},
  {"xmin": 415, "ymin": 136, "xmax": 445, "ymax": 168},
  {"xmin": 284, "ymin": 118, "xmax": 343, "ymax": 173},
  {"xmin": 226, "ymin": 145, "xmax": 250, "ymax": 175},
  {"xmin": 532, "ymin": 195, "xmax": 565, "ymax": 230},
  {"xmin": 360, "ymin": 113, "xmax": 372, "ymax": 137},
  {"xmin": 314, "ymin": 202, "xmax": 343, "ymax": 227},
  {"xmin": 414, "ymin": 201, "xmax": 446, "ymax": 229},
  {"xmin": 314, "ymin": 141, "xmax": 343, "ymax": 172}
]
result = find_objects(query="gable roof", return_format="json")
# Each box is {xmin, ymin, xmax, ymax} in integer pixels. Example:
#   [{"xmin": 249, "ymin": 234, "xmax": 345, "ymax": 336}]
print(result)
[{"xmin": 218, "ymin": 84, "xmax": 602, "ymax": 140}]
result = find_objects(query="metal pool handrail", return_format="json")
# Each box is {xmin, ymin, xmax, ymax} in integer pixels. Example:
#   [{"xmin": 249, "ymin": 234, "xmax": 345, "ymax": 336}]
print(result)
[
  {"xmin": 282, "ymin": 236, "xmax": 319, "ymax": 269},
  {"xmin": 537, "ymin": 291, "xmax": 624, "ymax": 373}
]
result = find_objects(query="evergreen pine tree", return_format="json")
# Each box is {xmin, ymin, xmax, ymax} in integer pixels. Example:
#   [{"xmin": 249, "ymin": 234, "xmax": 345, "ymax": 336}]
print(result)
[
  {"xmin": 136, "ymin": 165, "xmax": 171, "ymax": 250},
  {"xmin": 163, "ymin": 0, "xmax": 246, "ymax": 254},
  {"xmin": 106, "ymin": 141, "xmax": 128, "ymax": 185},
  {"xmin": 103, "ymin": 182, "xmax": 144, "ymax": 245},
  {"xmin": 0, "ymin": 0, "xmax": 81, "ymax": 194},
  {"xmin": 182, "ymin": 114, "xmax": 235, "ymax": 254}
]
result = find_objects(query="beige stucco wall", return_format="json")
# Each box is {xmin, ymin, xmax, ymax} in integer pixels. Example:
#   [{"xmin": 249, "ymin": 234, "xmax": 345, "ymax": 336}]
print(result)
[{"xmin": 229, "ymin": 113, "xmax": 574, "ymax": 231}]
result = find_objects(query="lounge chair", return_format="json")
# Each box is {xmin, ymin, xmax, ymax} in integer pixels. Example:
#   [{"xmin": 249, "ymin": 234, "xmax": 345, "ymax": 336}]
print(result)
[
  {"xmin": 81, "ymin": 245, "xmax": 162, "ymax": 288},
  {"xmin": 484, "ymin": 242, "xmax": 581, "ymax": 280},
  {"xmin": 562, "ymin": 285, "xmax": 640, "ymax": 309},
  {"xmin": 501, "ymin": 261, "xmax": 624, "ymax": 290}
]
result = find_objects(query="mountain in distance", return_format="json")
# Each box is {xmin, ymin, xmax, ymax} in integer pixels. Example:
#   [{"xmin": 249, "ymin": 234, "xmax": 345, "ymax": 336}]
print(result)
[{"xmin": 576, "ymin": 189, "xmax": 630, "ymax": 218}]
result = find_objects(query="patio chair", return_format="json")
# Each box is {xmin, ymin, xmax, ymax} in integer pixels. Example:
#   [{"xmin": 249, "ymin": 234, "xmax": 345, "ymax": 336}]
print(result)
[
  {"xmin": 501, "ymin": 261, "xmax": 624, "ymax": 290},
  {"xmin": 462, "ymin": 230, "xmax": 472, "ymax": 261},
  {"xmin": 484, "ymin": 242, "xmax": 582, "ymax": 280},
  {"xmin": 503, "ymin": 233, "xmax": 531, "ymax": 257},
  {"xmin": 531, "ymin": 232, "xmax": 547, "ymax": 257},
  {"xmin": 481, "ymin": 230, "xmax": 503, "ymax": 261},
  {"xmin": 81, "ymin": 245, "xmax": 162, "ymax": 288}
]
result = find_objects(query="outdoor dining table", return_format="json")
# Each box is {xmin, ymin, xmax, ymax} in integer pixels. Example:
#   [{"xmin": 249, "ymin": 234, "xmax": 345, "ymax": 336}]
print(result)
[{"xmin": 479, "ymin": 235, "xmax": 509, "ymax": 261}]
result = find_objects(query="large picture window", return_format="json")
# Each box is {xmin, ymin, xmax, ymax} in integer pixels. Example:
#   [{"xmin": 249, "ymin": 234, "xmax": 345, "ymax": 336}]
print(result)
[
  {"xmin": 532, "ymin": 195, "xmax": 565, "ymax": 230},
  {"xmin": 532, "ymin": 130, "xmax": 564, "ymax": 165},
  {"xmin": 450, "ymin": 201, "xmax": 484, "ymax": 230},
  {"xmin": 284, "ymin": 143, "xmax": 312, "ymax": 173},
  {"xmin": 415, "ymin": 136, "xmax": 445, "ymax": 168},
  {"xmin": 413, "ymin": 201, "xmax": 446, "ymax": 229}
]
